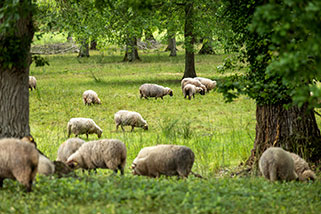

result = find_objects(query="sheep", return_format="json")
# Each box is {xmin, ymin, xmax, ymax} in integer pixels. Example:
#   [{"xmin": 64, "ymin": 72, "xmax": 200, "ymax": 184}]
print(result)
[
  {"xmin": 139, "ymin": 83, "xmax": 173, "ymax": 100},
  {"xmin": 21, "ymin": 136, "xmax": 55, "ymax": 176},
  {"xmin": 194, "ymin": 77, "xmax": 217, "ymax": 92},
  {"xmin": 29, "ymin": 76, "xmax": 37, "ymax": 91},
  {"xmin": 259, "ymin": 147, "xmax": 298, "ymax": 182},
  {"xmin": 0, "ymin": 138, "xmax": 39, "ymax": 192},
  {"xmin": 181, "ymin": 78, "xmax": 206, "ymax": 95},
  {"xmin": 56, "ymin": 138, "xmax": 86, "ymax": 163},
  {"xmin": 38, "ymin": 154, "xmax": 55, "ymax": 176},
  {"xmin": 67, "ymin": 118, "xmax": 102, "ymax": 139},
  {"xmin": 289, "ymin": 152, "xmax": 316, "ymax": 181},
  {"xmin": 182, "ymin": 83, "xmax": 203, "ymax": 100},
  {"xmin": 114, "ymin": 110, "xmax": 148, "ymax": 132},
  {"xmin": 83, "ymin": 90, "xmax": 101, "ymax": 105},
  {"xmin": 66, "ymin": 139, "xmax": 127, "ymax": 175},
  {"xmin": 131, "ymin": 144, "xmax": 195, "ymax": 178}
]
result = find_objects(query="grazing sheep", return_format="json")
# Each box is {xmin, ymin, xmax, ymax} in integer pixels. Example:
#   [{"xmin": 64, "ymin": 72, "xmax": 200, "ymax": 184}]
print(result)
[
  {"xmin": 0, "ymin": 138, "xmax": 39, "ymax": 192},
  {"xmin": 139, "ymin": 83, "xmax": 173, "ymax": 100},
  {"xmin": 131, "ymin": 144, "xmax": 195, "ymax": 178},
  {"xmin": 181, "ymin": 78, "xmax": 206, "ymax": 95},
  {"xmin": 182, "ymin": 83, "xmax": 203, "ymax": 100},
  {"xmin": 289, "ymin": 152, "xmax": 316, "ymax": 181},
  {"xmin": 67, "ymin": 118, "xmax": 102, "ymax": 139},
  {"xmin": 114, "ymin": 110, "xmax": 148, "ymax": 132},
  {"xmin": 83, "ymin": 90, "xmax": 101, "ymax": 105},
  {"xmin": 66, "ymin": 139, "xmax": 127, "ymax": 175},
  {"xmin": 259, "ymin": 147, "xmax": 298, "ymax": 182},
  {"xmin": 29, "ymin": 76, "xmax": 37, "ymax": 91},
  {"xmin": 38, "ymin": 154, "xmax": 55, "ymax": 176},
  {"xmin": 56, "ymin": 138, "xmax": 86, "ymax": 163},
  {"xmin": 194, "ymin": 77, "xmax": 217, "ymax": 92}
]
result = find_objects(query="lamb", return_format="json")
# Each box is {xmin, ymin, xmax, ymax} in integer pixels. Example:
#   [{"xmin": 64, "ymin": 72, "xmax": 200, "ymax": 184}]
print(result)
[
  {"xmin": 67, "ymin": 118, "xmax": 102, "ymax": 139},
  {"xmin": 194, "ymin": 77, "xmax": 217, "ymax": 92},
  {"xmin": 114, "ymin": 110, "xmax": 148, "ymax": 131},
  {"xmin": 289, "ymin": 152, "xmax": 316, "ymax": 181},
  {"xmin": 0, "ymin": 138, "xmax": 39, "ymax": 192},
  {"xmin": 181, "ymin": 78, "xmax": 206, "ymax": 95},
  {"xmin": 131, "ymin": 144, "xmax": 195, "ymax": 178},
  {"xmin": 259, "ymin": 147, "xmax": 298, "ymax": 182},
  {"xmin": 182, "ymin": 83, "xmax": 203, "ymax": 100},
  {"xmin": 82, "ymin": 90, "xmax": 101, "ymax": 105},
  {"xmin": 56, "ymin": 138, "xmax": 86, "ymax": 163},
  {"xmin": 139, "ymin": 83, "xmax": 173, "ymax": 100},
  {"xmin": 66, "ymin": 139, "xmax": 127, "ymax": 175},
  {"xmin": 29, "ymin": 76, "xmax": 37, "ymax": 91}
]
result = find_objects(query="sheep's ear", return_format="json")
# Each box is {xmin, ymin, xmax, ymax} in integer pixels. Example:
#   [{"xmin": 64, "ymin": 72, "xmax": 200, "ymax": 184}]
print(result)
[{"xmin": 67, "ymin": 160, "xmax": 79, "ymax": 169}]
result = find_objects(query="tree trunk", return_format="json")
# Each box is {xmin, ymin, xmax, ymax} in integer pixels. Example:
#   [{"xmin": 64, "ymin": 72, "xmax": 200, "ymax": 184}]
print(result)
[
  {"xmin": 90, "ymin": 40, "xmax": 97, "ymax": 50},
  {"xmin": 165, "ymin": 37, "xmax": 177, "ymax": 57},
  {"xmin": 247, "ymin": 103, "xmax": 321, "ymax": 166},
  {"xmin": 199, "ymin": 38, "xmax": 215, "ymax": 55},
  {"xmin": 182, "ymin": 1, "xmax": 196, "ymax": 79},
  {"xmin": 0, "ymin": 1, "xmax": 34, "ymax": 138},
  {"xmin": 78, "ymin": 40, "xmax": 89, "ymax": 57},
  {"xmin": 123, "ymin": 37, "xmax": 140, "ymax": 62}
]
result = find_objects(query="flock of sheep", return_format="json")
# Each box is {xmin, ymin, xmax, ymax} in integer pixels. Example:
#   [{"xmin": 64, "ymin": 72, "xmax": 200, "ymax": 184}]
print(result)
[{"xmin": 0, "ymin": 75, "xmax": 316, "ymax": 192}]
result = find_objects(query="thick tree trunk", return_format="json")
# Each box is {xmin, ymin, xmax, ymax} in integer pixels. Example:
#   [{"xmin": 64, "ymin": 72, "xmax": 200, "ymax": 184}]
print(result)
[
  {"xmin": 247, "ymin": 103, "xmax": 321, "ymax": 166},
  {"xmin": 182, "ymin": 1, "xmax": 196, "ymax": 79},
  {"xmin": 123, "ymin": 37, "xmax": 140, "ymax": 62},
  {"xmin": 78, "ymin": 40, "xmax": 89, "ymax": 57},
  {"xmin": 199, "ymin": 38, "xmax": 215, "ymax": 55},
  {"xmin": 90, "ymin": 40, "xmax": 97, "ymax": 50},
  {"xmin": 0, "ymin": 1, "xmax": 34, "ymax": 138}
]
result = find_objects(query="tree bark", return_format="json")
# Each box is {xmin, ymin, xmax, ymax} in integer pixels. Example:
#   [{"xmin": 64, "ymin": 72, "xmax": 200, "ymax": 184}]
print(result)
[
  {"xmin": 0, "ymin": 1, "xmax": 34, "ymax": 138},
  {"xmin": 199, "ymin": 38, "xmax": 215, "ymax": 55},
  {"xmin": 123, "ymin": 37, "xmax": 140, "ymax": 62},
  {"xmin": 90, "ymin": 40, "xmax": 97, "ymax": 50},
  {"xmin": 247, "ymin": 103, "xmax": 321, "ymax": 166},
  {"xmin": 182, "ymin": 0, "xmax": 196, "ymax": 79},
  {"xmin": 78, "ymin": 40, "xmax": 89, "ymax": 57},
  {"xmin": 165, "ymin": 37, "xmax": 177, "ymax": 57}
]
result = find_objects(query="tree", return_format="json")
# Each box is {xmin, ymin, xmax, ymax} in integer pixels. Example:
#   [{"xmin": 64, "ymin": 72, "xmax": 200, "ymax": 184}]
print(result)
[
  {"xmin": 0, "ymin": 0, "xmax": 34, "ymax": 138},
  {"xmin": 219, "ymin": 0, "xmax": 321, "ymax": 165}
]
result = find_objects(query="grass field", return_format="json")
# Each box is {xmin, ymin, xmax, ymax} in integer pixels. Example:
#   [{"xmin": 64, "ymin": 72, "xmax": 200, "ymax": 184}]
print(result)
[{"xmin": 1, "ymin": 49, "xmax": 320, "ymax": 213}]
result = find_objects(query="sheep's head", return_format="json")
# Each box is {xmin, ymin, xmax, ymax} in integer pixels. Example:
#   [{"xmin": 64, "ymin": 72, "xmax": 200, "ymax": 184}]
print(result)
[
  {"xmin": 66, "ymin": 159, "xmax": 80, "ymax": 170},
  {"xmin": 21, "ymin": 135, "xmax": 37, "ymax": 148},
  {"xmin": 97, "ymin": 129, "xmax": 103, "ymax": 138},
  {"xmin": 300, "ymin": 170, "xmax": 316, "ymax": 181},
  {"xmin": 143, "ymin": 124, "xmax": 148, "ymax": 131},
  {"xmin": 96, "ymin": 98, "xmax": 102, "ymax": 104}
]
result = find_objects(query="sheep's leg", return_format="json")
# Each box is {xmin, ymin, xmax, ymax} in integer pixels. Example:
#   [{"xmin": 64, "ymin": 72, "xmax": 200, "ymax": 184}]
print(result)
[
  {"xmin": 14, "ymin": 169, "xmax": 33, "ymax": 192},
  {"xmin": 119, "ymin": 165, "xmax": 124, "ymax": 175},
  {"xmin": 86, "ymin": 133, "xmax": 89, "ymax": 139},
  {"xmin": 0, "ymin": 178, "xmax": 3, "ymax": 188},
  {"xmin": 116, "ymin": 124, "xmax": 119, "ymax": 131},
  {"xmin": 269, "ymin": 165, "xmax": 278, "ymax": 181},
  {"xmin": 113, "ymin": 169, "xmax": 118, "ymax": 175},
  {"xmin": 121, "ymin": 126, "xmax": 125, "ymax": 132},
  {"xmin": 188, "ymin": 95, "xmax": 191, "ymax": 100},
  {"xmin": 155, "ymin": 97, "xmax": 157, "ymax": 100},
  {"xmin": 184, "ymin": 94, "xmax": 187, "ymax": 99},
  {"xmin": 131, "ymin": 126, "xmax": 135, "ymax": 132}
]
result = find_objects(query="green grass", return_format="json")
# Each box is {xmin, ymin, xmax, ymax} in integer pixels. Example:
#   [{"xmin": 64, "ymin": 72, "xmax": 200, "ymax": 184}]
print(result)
[{"xmin": 1, "ymin": 50, "xmax": 320, "ymax": 213}]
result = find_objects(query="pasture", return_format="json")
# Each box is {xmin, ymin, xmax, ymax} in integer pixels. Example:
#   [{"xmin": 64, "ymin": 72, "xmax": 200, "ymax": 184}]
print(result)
[{"xmin": 1, "ymin": 50, "xmax": 320, "ymax": 213}]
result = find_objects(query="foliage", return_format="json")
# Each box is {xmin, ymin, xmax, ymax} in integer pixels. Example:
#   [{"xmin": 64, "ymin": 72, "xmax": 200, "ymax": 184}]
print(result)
[{"xmin": 218, "ymin": 0, "xmax": 321, "ymax": 108}]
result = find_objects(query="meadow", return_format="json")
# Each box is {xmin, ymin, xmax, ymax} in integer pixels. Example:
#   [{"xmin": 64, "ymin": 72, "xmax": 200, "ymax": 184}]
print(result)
[{"xmin": 0, "ymin": 47, "xmax": 320, "ymax": 213}]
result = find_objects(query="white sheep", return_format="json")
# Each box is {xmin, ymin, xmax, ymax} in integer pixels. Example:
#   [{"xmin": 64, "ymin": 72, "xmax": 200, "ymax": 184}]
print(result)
[
  {"xmin": 182, "ymin": 83, "xmax": 203, "ymax": 100},
  {"xmin": 67, "ymin": 118, "xmax": 102, "ymax": 139},
  {"xmin": 82, "ymin": 90, "xmax": 101, "ymax": 105},
  {"xmin": 259, "ymin": 147, "xmax": 298, "ymax": 182},
  {"xmin": 139, "ymin": 83, "xmax": 173, "ymax": 100},
  {"xmin": 29, "ymin": 76, "xmax": 37, "ymax": 91},
  {"xmin": 66, "ymin": 139, "xmax": 127, "ymax": 175},
  {"xmin": 131, "ymin": 144, "xmax": 195, "ymax": 178},
  {"xmin": 289, "ymin": 152, "xmax": 316, "ymax": 181},
  {"xmin": 194, "ymin": 77, "xmax": 217, "ymax": 92},
  {"xmin": 38, "ymin": 154, "xmax": 55, "ymax": 176},
  {"xmin": 0, "ymin": 138, "xmax": 39, "ymax": 192},
  {"xmin": 56, "ymin": 138, "xmax": 86, "ymax": 163},
  {"xmin": 114, "ymin": 110, "xmax": 148, "ymax": 131},
  {"xmin": 181, "ymin": 78, "xmax": 206, "ymax": 95}
]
